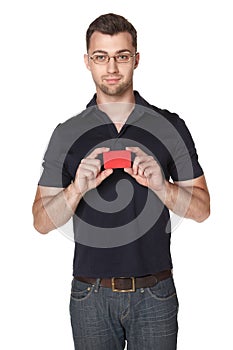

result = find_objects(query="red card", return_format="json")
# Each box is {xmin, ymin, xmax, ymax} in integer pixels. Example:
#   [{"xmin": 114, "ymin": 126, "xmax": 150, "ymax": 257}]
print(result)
[{"xmin": 103, "ymin": 150, "xmax": 131, "ymax": 169}]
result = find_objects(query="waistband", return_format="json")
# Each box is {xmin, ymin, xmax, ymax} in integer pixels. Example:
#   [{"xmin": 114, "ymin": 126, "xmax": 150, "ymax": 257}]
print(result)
[{"xmin": 74, "ymin": 270, "xmax": 172, "ymax": 292}]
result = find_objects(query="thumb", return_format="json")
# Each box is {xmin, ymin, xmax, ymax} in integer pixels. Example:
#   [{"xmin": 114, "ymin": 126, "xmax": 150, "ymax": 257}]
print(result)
[
  {"xmin": 124, "ymin": 168, "xmax": 133, "ymax": 176},
  {"xmin": 96, "ymin": 169, "xmax": 113, "ymax": 186}
]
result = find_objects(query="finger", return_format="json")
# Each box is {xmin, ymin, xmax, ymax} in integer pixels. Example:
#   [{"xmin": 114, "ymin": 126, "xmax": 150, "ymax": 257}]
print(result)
[
  {"xmin": 124, "ymin": 167, "xmax": 137, "ymax": 180},
  {"xmin": 96, "ymin": 169, "xmax": 113, "ymax": 186},
  {"xmin": 124, "ymin": 167, "xmax": 133, "ymax": 175},
  {"xmin": 79, "ymin": 162, "xmax": 100, "ymax": 178},
  {"xmin": 125, "ymin": 146, "xmax": 147, "ymax": 157},
  {"xmin": 134, "ymin": 155, "xmax": 156, "ymax": 175},
  {"xmin": 87, "ymin": 147, "xmax": 110, "ymax": 159},
  {"xmin": 78, "ymin": 167, "xmax": 97, "ymax": 180},
  {"xmin": 132, "ymin": 155, "xmax": 148, "ymax": 175},
  {"xmin": 80, "ymin": 158, "xmax": 101, "ymax": 170},
  {"xmin": 141, "ymin": 165, "xmax": 155, "ymax": 178},
  {"xmin": 137, "ymin": 159, "xmax": 155, "ymax": 177}
]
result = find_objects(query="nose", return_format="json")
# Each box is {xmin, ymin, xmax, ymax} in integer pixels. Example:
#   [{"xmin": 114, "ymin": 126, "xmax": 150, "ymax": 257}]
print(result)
[{"xmin": 107, "ymin": 57, "xmax": 119, "ymax": 74}]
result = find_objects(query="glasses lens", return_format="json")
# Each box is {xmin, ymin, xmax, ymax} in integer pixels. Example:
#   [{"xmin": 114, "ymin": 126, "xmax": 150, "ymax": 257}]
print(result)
[
  {"xmin": 92, "ymin": 55, "xmax": 108, "ymax": 64},
  {"xmin": 90, "ymin": 53, "xmax": 134, "ymax": 64},
  {"xmin": 115, "ymin": 54, "xmax": 131, "ymax": 63}
]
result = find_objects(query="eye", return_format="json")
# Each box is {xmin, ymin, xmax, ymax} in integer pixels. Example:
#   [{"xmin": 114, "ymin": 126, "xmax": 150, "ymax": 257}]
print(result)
[
  {"xmin": 94, "ymin": 55, "xmax": 108, "ymax": 63},
  {"xmin": 116, "ymin": 54, "xmax": 131, "ymax": 62}
]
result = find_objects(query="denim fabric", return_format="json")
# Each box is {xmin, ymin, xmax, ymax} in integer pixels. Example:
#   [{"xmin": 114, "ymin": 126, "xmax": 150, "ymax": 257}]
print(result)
[{"xmin": 69, "ymin": 276, "xmax": 178, "ymax": 349}]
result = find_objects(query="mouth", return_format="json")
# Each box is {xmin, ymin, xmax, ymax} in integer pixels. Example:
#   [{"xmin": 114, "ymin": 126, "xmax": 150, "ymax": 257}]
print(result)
[{"xmin": 103, "ymin": 76, "xmax": 122, "ymax": 85}]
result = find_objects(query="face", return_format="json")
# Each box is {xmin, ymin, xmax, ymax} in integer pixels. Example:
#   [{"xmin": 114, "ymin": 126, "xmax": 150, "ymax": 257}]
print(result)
[{"xmin": 84, "ymin": 31, "xmax": 139, "ymax": 98}]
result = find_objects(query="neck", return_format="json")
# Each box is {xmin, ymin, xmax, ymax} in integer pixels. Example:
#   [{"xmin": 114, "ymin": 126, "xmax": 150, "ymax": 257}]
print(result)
[
  {"xmin": 96, "ymin": 89, "xmax": 135, "ymax": 125},
  {"xmin": 96, "ymin": 89, "xmax": 135, "ymax": 105}
]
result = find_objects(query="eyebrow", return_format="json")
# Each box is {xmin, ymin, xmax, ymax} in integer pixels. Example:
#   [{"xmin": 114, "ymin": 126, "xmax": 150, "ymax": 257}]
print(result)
[{"xmin": 91, "ymin": 49, "xmax": 133, "ymax": 55}]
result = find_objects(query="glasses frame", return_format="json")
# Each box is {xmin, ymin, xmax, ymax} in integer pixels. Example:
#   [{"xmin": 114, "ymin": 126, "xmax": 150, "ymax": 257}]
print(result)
[{"xmin": 88, "ymin": 52, "xmax": 138, "ymax": 65}]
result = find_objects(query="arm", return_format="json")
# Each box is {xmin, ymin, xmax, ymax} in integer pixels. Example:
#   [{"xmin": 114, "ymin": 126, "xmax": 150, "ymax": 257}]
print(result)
[
  {"xmin": 124, "ymin": 147, "xmax": 210, "ymax": 223},
  {"xmin": 32, "ymin": 184, "xmax": 82, "ymax": 234},
  {"xmin": 32, "ymin": 147, "xmax": 113, "ymax": 234},
  {"xmin": 156, "ymin": 176, "xmax": 210, "ymax": 222}
]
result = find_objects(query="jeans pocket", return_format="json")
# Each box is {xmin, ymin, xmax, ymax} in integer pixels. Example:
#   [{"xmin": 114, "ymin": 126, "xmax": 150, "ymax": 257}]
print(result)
[
  {"xmin": 147, "ymin": 277, "xmax": 177, "ymax": 301},
  {"xmin": 70, "ymin": 279, "xmax": 94, "ymax": 301}
]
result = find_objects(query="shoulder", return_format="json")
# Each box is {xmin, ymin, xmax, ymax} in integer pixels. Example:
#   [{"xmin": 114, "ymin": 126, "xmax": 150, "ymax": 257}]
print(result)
[
  {"xmin": 149, "ymin": 104, "xmax": 182, "ymax": 128},
  {"xmin": 135, "ymin": 91, "xmax": 182, "ymax": 127},
  {"xmin": 52, "ymin": 106, "xmax": 98, "ymax": 140},
  {"xmin": 56, "ymin": 109, "xmax": 87, "ymax": 133}
]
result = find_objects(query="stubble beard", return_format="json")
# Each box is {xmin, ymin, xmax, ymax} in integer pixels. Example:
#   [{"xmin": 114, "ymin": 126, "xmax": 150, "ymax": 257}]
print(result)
[{"xmin": 97, "ymin": 80, "xmax": 133, "ymax": 97}]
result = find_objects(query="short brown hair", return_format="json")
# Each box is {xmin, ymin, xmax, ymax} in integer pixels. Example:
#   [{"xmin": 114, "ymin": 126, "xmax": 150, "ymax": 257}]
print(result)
[{"xmin": 86, "ymin": 13, "xmax": 137, "ymax": 52}]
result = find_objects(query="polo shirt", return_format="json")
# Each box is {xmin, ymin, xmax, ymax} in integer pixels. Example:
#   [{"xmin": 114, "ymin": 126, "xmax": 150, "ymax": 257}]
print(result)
[{"xmin": 39, "ymin": 91, "xmax": 203, "ymax": 277}]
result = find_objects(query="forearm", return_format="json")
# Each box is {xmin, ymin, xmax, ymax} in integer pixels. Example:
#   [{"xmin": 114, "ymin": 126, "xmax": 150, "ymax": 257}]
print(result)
[
  {"xmin": 33, "ymin": 183, "xmax": 83, "ymax": 234},
  {"xmin": 154, "ymin": 180, "xmax": 210, "ymax": 222}
]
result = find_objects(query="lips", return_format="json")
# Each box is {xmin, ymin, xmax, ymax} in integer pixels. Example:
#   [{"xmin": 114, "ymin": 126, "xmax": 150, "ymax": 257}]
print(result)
[{"xmin": 103, "ymin": 76, "xmax": 122, "ymax": 84}]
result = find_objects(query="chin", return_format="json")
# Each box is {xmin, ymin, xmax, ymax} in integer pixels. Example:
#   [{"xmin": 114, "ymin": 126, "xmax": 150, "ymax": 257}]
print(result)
[{"xmin": 100, "ymin": 84, "xmax": 129, "ymax": 97}]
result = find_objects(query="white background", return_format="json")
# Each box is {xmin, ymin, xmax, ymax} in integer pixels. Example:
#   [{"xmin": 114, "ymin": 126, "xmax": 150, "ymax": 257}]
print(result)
[{"xmin": 0, "ymin": 0, "xmax": 232, "ymax": 349}]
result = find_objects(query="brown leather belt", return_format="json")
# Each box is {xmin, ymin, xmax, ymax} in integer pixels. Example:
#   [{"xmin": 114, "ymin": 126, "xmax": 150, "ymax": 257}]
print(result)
[{"xmin": 75, "ymin": 270, "xmax": 172, "ymax": 292}]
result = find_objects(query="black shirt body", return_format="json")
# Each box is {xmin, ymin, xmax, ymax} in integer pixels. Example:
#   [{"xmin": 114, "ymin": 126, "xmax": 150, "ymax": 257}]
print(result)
[{"xmin": 39, "ymin": 91, "xmax": 203, "ymax": 277}]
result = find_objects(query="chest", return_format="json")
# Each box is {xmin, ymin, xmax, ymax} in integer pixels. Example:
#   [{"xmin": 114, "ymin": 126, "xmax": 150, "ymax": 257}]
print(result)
[{"xmin": 63, "ymin": 123, "xmax": 174, "ymax": 181}]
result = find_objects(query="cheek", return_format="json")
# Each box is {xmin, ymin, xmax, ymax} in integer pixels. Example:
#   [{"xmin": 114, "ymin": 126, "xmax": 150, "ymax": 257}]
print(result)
[
  {"xmin": 90, "ymin": 68, "xmax": 102, "ymax": 81},
  {"xmin": 90, "ymin": 66, "xmax": 105, "ymax": 78},
  {"xmin": 90, "ymin": 69, "xmax": 107, "ymax": 85},
  {"xmin": 124, "ymin": 66, "xmax": 135, "ymax": 78}
]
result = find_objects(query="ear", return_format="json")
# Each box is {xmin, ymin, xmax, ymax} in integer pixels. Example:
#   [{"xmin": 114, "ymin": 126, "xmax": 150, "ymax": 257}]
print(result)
[
  {"xmin": 84, "ymin": 54, "xmax": 91, "ymax": 71},
  {"xmin": 134, "ymin": 52, "xmax": 140, "ymax": 70}
]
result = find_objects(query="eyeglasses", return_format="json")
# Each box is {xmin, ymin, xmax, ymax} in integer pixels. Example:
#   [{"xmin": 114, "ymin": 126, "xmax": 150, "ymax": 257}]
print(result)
[{"xmin": 89, "ymin": 52, "xmax": 137, "ymax": 65}]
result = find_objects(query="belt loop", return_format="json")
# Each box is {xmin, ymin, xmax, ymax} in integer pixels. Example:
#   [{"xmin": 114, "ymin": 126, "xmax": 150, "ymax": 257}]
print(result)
[{"xmin": 94, "ymin": 278, "xmax": 101, "ymax": 293}]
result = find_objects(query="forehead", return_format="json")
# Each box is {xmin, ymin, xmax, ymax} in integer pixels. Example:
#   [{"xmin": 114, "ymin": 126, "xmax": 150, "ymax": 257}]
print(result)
[{"xmin": 88, "ymin": 31, "xmax": 134, "ymax": 54}]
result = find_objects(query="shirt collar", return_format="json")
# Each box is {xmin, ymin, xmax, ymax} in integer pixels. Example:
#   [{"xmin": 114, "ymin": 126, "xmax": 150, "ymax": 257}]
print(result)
[
  {"xmin": 86, "ymin": 90, "xmax": 152, "ymax": 109},
  {"xmin": 85, "ymin": 91, "xmax": 156, "ymax": 126}
]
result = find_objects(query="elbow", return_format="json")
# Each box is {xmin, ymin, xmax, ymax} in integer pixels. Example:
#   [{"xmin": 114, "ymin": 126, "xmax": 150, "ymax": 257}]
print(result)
[
  {"xmin": 32, "ymin": 210, "xmax": 52, "ymax": 234},
  {"xmin": 33, "ymin": 219, "xmax": 50, "ymax": 234},
  {"xmin": 32, "ymin": 204, "xmax": 53, "ymax": 234},
  {"xmin": 195, "ymin": 205, "xmax": 211, "ymax": 223},
  {"xmin": 194, "ymin": 192, "xmax": 211, "ymax": 223}
]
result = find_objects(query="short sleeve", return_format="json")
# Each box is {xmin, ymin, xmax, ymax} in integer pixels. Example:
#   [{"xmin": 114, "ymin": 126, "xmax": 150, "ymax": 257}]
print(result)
[
  {"xmin": 168, "ymin": 118, "xmax": 204, "ymax": 181},
  {"xmin": 38, "ymin": 124, "xmax": 72, "ymax": 188}
]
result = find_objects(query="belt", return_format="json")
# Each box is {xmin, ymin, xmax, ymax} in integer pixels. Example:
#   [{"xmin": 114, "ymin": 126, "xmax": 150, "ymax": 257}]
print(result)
[{"xmin": 75, "ymin": 270, "xmax": 172, "ymax": 293}]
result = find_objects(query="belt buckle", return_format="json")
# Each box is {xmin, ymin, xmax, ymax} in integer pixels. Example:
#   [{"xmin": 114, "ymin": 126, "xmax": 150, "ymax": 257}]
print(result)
[{"xmin": 111, "ymin": 277, "xmax": 136, "ymax": 292}]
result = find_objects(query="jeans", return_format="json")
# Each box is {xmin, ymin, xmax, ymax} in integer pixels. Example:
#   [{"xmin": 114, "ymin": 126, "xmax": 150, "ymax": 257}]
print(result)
[{"xmin": 69, "ymin": 276, "xmax": 179, "ymax": 350}]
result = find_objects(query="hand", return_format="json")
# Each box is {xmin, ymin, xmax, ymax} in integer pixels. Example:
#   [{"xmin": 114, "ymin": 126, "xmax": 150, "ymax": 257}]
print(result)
[
  {"xmin": 74, "ymin": 147, "xmax": 113, "ymax": 195},
  {"xmin": 124, "ymin": 147, "xmax": 165, "ymax": 192}
]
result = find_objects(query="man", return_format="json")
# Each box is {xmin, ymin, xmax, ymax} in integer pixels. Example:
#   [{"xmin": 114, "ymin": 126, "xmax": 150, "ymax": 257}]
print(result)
[{"xmin": 32, "ymin": 13, "xmax": 210, "ymax": 350}]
